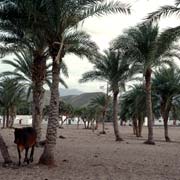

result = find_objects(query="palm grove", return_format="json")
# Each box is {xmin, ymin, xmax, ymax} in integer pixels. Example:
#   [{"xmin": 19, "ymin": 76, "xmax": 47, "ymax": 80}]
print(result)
[{"xmin": 0, "ymin": 0, "xmax": 180, "ymax": 166}]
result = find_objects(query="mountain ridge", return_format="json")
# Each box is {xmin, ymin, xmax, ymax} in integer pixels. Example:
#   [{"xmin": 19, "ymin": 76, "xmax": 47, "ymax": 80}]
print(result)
[
  {"xmin": 44, "ymin": 90, "xmax": 104, "ymax": 108},
  {"xmin": 59, "ymin": 88, "xmax": 83, "ymax": 96},
  {"xmin": 61, "ymin": 92, "xmax": 104, "ymax": 108}
]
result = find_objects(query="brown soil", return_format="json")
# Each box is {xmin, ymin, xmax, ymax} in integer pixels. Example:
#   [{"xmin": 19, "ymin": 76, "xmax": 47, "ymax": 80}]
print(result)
[{"xmin": 0, "ymin": 123, "xmax": 180, "ymax": 180}]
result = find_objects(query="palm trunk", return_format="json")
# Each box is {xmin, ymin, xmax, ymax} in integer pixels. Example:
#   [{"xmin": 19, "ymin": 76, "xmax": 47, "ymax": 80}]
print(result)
[
  {"xmin": 6, "ymin": 109, "xmax": 9, "ymax": 128},
  {"xmin": 77, "ymin": 117, "xmax": 80, "ymax": 129},
  {"xmin": 95, "ymin": 119, "xmax": 99, "ymax": 130},
  {"xmin": 101, "ymin": 112, "xmax": 106, "ymax": 134},
  {"xmin": 32, "ymin": 53, "xmax": 46, "ymax": 144},
  {"xmin": 102, "ymin": 95, "xmax": 108, "ymax": 134},
  {"xmin": 2, "ymin": 110, "xmax": 5, "ymax": 128},
  {"xmin": 132, "ymin": 116, "xmax": 138, "ymax": 136},
  {"xmin": 83, "ymin": 119, "xmax": 86, "ymax": 129},
  {"xmin": 0, "ymin": 133, "xmax": 12, "ymax": 164},
  {"xmin": 138, "ymin": 115, "xmax": 144, "ymax": 137},
  {"xmin": 87, "ymin": 120, "xmax": 90, "ymax": 129},
  {"xmin": 144, "ymin": 68, "xmax": 155, "ymax": 145},
  {"xmin": 161, "ymin": 102, "xmax": 171, "ymax": 142},
  {"xmin": 112, "ymin": 90, "xmax": 123, "ymax": 141},
  {"xmin": 172, "ymin": 106, "xmax": 177, "ymax": 125},
  {"xmin": 163, "ymin": 117, "xmax": 170, "ymax": 142},
  {"xmin": 39, "ymin": 56, "xmax": 60, "ymax": 165},
  {"xmin": 91, "ymin": 119, "xmax": 95, "ymax": 132},
  {"xmin": 9, "ymin": 106, "xmax": 16, "ymax": 128}
]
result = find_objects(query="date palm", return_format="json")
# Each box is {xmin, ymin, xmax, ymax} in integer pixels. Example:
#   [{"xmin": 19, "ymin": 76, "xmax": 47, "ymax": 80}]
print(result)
[
  {"xmin": 80, "ymin": 49, "xmax": 129, "ymax": 141},
  {"xmin": 0, "ymin": 0, "xmax": 50, "ymax": 144},
  {"xmin": 112, "ymin": 22, "xmax": 180, "ymax": 144},
  {"xmin": 38, "ymin": 0, "xmax": 130, "ymax": 165},
  {"xmin": 120, "ymin": 84, "xmax": 146, "ymax": 137},
  {"xmin": 0, "ymin": 48, "xmax": 68, "ymax": 141},
  {"xmin": 171, "ymin": 95, "xmax": 180, "ymax": 125},
  {"xmin": 89, "ymin": 94, "xmax": 110, "ymax": 133},
  {"xmin": 59, "ymin": 101, "xmax": 74, "ymax": 128},
  {"xmin": 0, "ymin": 77, "xmax": 25, "ymax": 128},
  {"xmin": 152, "ymin": 66, "xmax": 180, "ymax": 142},
  {"xmin": 1, "ymin": 49, "xmax": 68, "ymax": 97}
]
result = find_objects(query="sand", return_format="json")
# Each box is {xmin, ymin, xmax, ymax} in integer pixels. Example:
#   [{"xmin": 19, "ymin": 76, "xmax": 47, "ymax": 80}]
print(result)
[{"xmin": 0, "ymin": 123, "xmax": 180, "ymax": 180}]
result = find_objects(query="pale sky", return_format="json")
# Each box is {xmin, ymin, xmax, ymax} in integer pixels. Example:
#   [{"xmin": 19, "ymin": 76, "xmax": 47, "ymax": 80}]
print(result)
[
  {"xmin": 1, "ymin": 0, "xmax": 180, "ymax": 93},
  {"xmin": 63, "ymin": 0, "xmax": 180, "ymax": 93}
]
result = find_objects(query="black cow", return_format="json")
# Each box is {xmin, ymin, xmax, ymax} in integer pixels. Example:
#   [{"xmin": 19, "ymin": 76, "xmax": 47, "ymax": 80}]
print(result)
[{"xmin": 14, "ymin": 127, "xmax": 36, "ymax": 166}]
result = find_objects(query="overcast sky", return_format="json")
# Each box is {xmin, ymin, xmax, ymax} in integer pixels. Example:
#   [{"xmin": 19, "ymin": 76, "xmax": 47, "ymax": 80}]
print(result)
[
  {"xmin": 63, "ymin": 0, "xmax": 180, "ymax": 93},
  {"xmin": 1, "ymin": 0, "xmax": 180, "ymax": 93}
]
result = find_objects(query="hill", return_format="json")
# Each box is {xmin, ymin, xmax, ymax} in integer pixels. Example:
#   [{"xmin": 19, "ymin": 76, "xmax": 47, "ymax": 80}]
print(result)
[
  {"xmin": 44, "ymin": 90, "xmax": 104, "ymax": 108},
  {"xmin": 61, "ymin": 92, "xmax": 104, "ymax": 108},
  {"xmin": 59, "ymin": 88, "xmax": 83, "ymax": 96}
]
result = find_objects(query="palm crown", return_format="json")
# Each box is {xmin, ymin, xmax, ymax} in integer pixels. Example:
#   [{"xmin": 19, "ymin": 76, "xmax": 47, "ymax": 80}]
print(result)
[
  {"xmin": 112, "ymin": 22, "xmax": 180, "ymax": 74},
  {"xmin": 80, "ymin": 49, "xmax": 129, "ymax": 93}
]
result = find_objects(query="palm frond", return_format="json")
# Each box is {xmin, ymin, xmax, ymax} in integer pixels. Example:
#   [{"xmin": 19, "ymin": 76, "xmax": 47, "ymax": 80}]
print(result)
[
  {"xmin": 146, "ymin": 5, "xmax": 180, "ymax": 22},
  {"xmin": 83, "ymin": 1, "xmax": 130, "ymax": 18},
  {"xmin": 175, "ymin": 0, "xmax": 180, "ymax": 6},
  {"xmin": 155, "ymin": 25, "xmax": 180, "ymax": 59},
  {"xmin": 59, "ymin": 77, "xmax": 68, "ymax": 89}
]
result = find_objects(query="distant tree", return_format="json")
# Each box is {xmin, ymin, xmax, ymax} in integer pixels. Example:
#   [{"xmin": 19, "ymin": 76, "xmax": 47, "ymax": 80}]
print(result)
[
  {"xmin": 120, "ymin": 84, "xmax": 146, "ymax": 137},
  {"xmin": 89, "ymin": 94, "xmax": 110, "ymax": 134},
  {"xmin": 0, "ymin": 78, "xmax": 25, "ymax": 128},
  {"xmin": 73, "ymin": 108, "xmax": 83, "ymax": 129},
  {"xmin": 59, "ymin": 101, "xmax": 74, "ymax": 128},
  {"xmin": 152, "ymin": 66, "xmax": 180, "ymax": 141},
  {"xmin": 1, "ymin": 48, "xmax": 68, "ymax": 140},
  {"xmin": 170, "ymin": 98, "xmax": 180, "ymax": 125},
  {"xmin": 16, "ymin": 101, "xmax": 31, "ymax": 115}
]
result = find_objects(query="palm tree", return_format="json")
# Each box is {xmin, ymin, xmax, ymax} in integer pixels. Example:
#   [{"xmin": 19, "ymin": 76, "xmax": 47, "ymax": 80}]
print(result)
[
  {"xmin": 0, "ymin": 77, "xmax": 25, "ymax": 128},
  {"xmin": 1, "ymin": 49, "xmax": 68, "ymax": 142},
  {"xmin": 0, "ymin": 0, "xmax": 50, "ymax": 143},
  {"xmin": 73, "ymin": 108, "xmax": 83, "ymax": 129},
  {"xmin": 84, "ymin": 106, "xmax": 98, "ymax": 130},
  {"xmin": 59, "ymin": 101, "xmax": 74, "ymax": 128},
  {"xmin": 89, "ymin": 94, "xmax": 110, "ymax": 133},
  {"xmin": 112, "ymin": 22, "xmax": 180, "ymax": 144},
  {"xmin": 120, "ymin": 84, "xmax": 146, "ymax": 137},
  {"xmin": 38, "ymin": 0, "xmax": 130, "ymax": 165},
  {"xmin": 152, "ymin": 66, "xmax": 180, "ymax": 141},
  {"xmin": 80, "ymin": 49, "xmax": 129, "ymax": 141},
  {"xmin": 1, "ymin": 49, "xmax": 68, "ymax": 100},
  {"xmin": 39, "ymin": 30, "xmax": 101, "ymax": 165}
]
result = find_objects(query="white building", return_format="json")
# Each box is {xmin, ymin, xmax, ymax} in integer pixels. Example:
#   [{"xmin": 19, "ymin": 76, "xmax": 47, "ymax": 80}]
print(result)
[{"xmin": 14, "ymin": 115, "xmax": 32, "ymax": 125}]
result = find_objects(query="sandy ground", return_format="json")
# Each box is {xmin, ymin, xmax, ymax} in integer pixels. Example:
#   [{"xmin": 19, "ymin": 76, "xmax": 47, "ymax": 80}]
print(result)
[{"xmin": 0, "ymin": 123, "xmax": 180, "ymax": 180}]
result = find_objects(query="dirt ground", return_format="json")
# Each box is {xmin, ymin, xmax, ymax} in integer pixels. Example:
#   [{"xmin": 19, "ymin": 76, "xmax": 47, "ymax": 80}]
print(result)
[{"xmin": 0, "ymin": 123, "xmax": 180, "ymax": 180}]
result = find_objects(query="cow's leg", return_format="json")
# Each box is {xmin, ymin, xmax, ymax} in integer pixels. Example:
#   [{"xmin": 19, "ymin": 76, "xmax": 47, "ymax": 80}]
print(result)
[
  {"xmin": 29, "ymin": 145, "xmax": 34, "ymax": 163},
  {"xmin": 17, "ymin": 147, "xmax": 21, "ymax": 166},
  {"xmin": 24, "ymin": 147, "xmax": 29, "ymax": 164}
]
